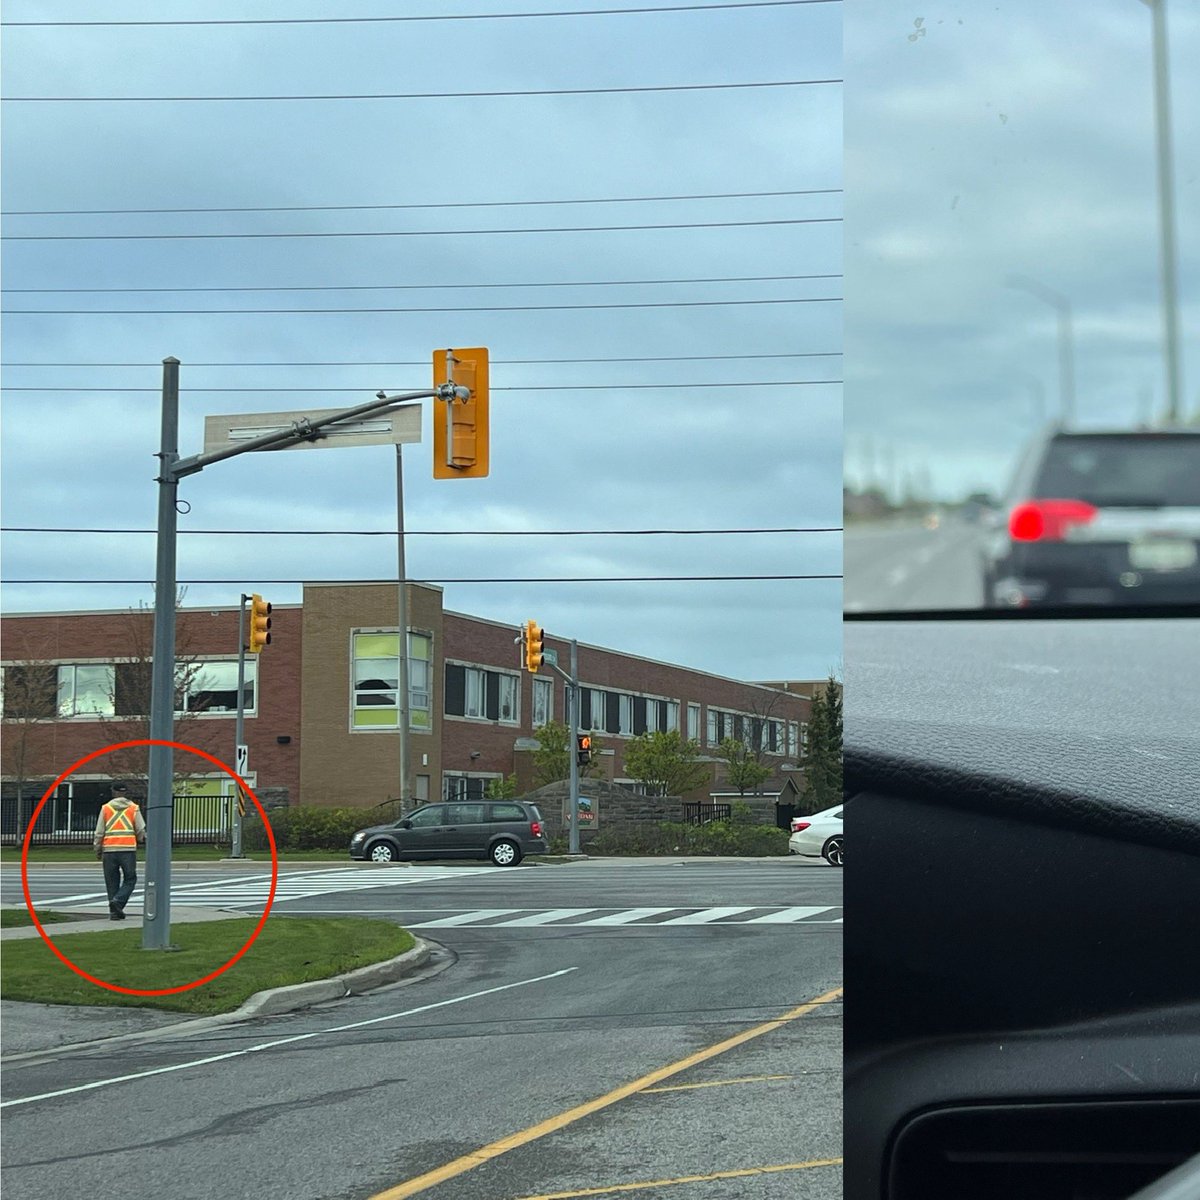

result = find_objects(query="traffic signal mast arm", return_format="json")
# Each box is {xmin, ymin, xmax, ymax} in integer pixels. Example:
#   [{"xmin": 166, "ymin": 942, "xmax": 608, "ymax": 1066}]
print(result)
[{"xmin": 170, "ymin": 387, "xmax": 441, "ymax": 480}]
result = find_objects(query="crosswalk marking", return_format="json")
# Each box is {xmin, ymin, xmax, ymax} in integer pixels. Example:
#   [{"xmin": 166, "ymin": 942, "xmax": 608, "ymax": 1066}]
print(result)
[
  {"xmin": 404, "ymin": 906, "xmax": 840, "ymax": 930},
  {"xmin": 490, "ymin": 908, "xmax": 598, "ymax": 927},
  {"xmin": 659, "ymin": 906, "xmax": 757, "ymax": 925},
  {"xmin": 407, "ymin": 909, "xmax": 523, "ymax": 928},
  {"xmin": 583, "ymin": 907, "xmax": 678, "ymax": 925},
  {"xmin": 743, "ymin": 906, "xmax": 834, "ymax": 923}
]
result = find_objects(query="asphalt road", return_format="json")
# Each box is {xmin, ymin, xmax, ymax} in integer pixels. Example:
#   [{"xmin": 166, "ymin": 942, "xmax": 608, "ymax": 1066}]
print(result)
[
  {"xmin": 2, "ymin": 859, "xmax": 842, "ymax": 1200},
  {"xmin": 844, "ymin": 519, "xmax": 988, "ymax": 612}
]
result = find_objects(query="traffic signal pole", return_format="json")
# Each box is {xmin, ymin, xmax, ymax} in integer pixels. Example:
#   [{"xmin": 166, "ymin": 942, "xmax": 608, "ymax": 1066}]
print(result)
[
  {"xmin": 568, "ymin": 638, "xmax": 580, "ymax": 855},
  {"xmin": 144, "ymin": 359, "xmax": 181, "ymax": 950},
  {"xmin": 395, "ymin": 443, "xmax": 412, "ymax": 812},
  {"xmin": 145, "ymin": 366, "xmax": 453, "ymax": 950}
]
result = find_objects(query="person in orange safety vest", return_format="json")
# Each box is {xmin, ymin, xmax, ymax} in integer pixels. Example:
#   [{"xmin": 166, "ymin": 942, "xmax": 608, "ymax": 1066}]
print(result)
[{"xmin": 93, "ymin": 782, "xmax": 147, "ymax": 921}]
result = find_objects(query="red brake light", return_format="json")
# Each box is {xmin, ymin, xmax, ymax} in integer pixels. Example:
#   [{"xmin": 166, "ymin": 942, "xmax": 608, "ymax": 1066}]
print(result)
[
  {"xmin": 791, "ymin": 820, "xmax": 811, "ymax": 833},
  {"xmin": 1009, "ymin": 499, "xmax": 1098, "ymax": 542},
  {"xmin": 530, "ymin": 821, "xmax": 542, "ymax": 837}
]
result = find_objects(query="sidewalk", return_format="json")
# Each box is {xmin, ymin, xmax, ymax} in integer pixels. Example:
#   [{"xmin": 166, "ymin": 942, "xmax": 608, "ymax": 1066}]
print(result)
[{"xmin": 1, "ymin": 904, "xmax": 244, "ymax": 941}]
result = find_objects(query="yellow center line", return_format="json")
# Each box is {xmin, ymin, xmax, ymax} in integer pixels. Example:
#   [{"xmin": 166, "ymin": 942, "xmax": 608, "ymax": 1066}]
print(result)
[
  {"xmin": 641, "ymin": 1072, "xmax": 794, "ymax": 1093},
  {"xmin": 369, "ymin": 986, "xmax": 843, "ymax": 1200},
  {"xmin": 508, "ymin": 1158, "xmax": 844, "ymax": 1200}
]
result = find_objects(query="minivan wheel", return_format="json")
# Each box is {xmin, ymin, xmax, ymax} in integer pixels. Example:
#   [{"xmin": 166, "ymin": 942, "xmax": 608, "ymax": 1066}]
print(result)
[
  {"xmin": 490, "ymin": 839, "xmax": 521, "ymax": 867},
  {"xmin": 822, "ymin": 836, "xmax": 843, "ymax": 867},
  {"xmin": 367, "ymin": 841, "xmax": 396, "ymax": 863}
]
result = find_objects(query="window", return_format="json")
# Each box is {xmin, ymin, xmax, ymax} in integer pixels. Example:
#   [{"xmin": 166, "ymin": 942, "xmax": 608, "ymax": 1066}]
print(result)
[
  {"xmin": 644, "ymin": 698, "xmax": 659, "ymax": 734},
  {"xmin": 498, "ymin": 673, "xmax": 517, "ymax": 722},
  {"xmin": 590, "ymin": 689, "xmax": 606, "ymax": 732},
  {"xmin": 179, "ymin": 661, "xmax": 256, "ymax": 715},
  {"xmin": 57, "ymin": 665, "xmax": 115, "ymax": 718},
  {"xmin": 447, "ymin": 802, "xmax": 487, "ymax": 825},
  {"xmin": 464, "ymin": 668, "xmax": 486, "ymax": 718},
  {"xmin": 490, "ymin": 802, "xmax": 526, "ymax": 821},
  {"xmin": 618, "ymin": 694, "xmax": 634, "ymax": 736},
  {"xmin": 1, "ymin": 664, "xmax": 57, "ymax": 720},
  {"xmin": 408, "ymin": 805, "xmax": 445, "ymax": 827},
  {"xmin": 787, "ymin": 722, "xmax": 799, "ymax": 757},
  {"xmin": 688, "ymin": 702, "xmax": 701, "ymax": 741},
  {"xmin": 666, "ymin": 700, "xmax": 679, "ymax": 732},
  {"xmin": 441, "ymin": 773, "xmax": 493, "ymax": 801},
  {"xmin": 533, "ymin": 676, "xmax": 553, "ymax": 728},
  {"xmin": 707, "ymin": 708, "xmax": 718, "ymax": 746},
  {"xmin": 415, "ymin": 775, "xmax": 430, "ymax": 802},
  {"xmin": 352, "ymin": 630, "xmax": 433, "ymax": 730},
  {"xmin": 444, "ymin": 663, "xmax": 521, "ymax": 724},
  {"xmin": 802, "ymin": 722, "xmax": 810, "ymax": 753}
]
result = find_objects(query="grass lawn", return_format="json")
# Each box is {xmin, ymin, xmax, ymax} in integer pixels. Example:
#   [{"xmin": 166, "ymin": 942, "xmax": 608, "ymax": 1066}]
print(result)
[
  {"xmin": 1, "ymin": 909, "xmax": 79, "ymax": 928},
  {"xmin": 0, "ymin": 916, "xmax": 415, "ymax": 1015}
]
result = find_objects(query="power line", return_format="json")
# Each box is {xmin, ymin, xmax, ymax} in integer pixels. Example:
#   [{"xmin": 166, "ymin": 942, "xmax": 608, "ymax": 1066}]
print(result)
[
  {"xmin": 4, "ymin": 189, "xmax": 841, "ymax": 218},
  {"xmin": 1, "ymin": 575, "xmax": 842, "ymax": 585},
  {"xmin": 1, "ymin": 272, "xmax": 841, "ymax": 295},
  {"xmin": 1, "ymin": 2, "xmax": 838, "ymax": 28},
  {"xmin": 2, "ymin": 79, "xmax": 839, "ymax": 103},
  {"xmin": 0, "ymin": 381, "xmax": 842, "ymax": 393},
  {"xmin": 4, "ymin": 353, "xmax": 840, "ymax": 368},
  {"xmin": 2, "ymin": 217, "xmax": 838, "ymax": 243},
  {"xmin": 1, "ymin": 526, "xmax": 841, "ymax": 536},
  {"xmin": 3, "ymin": 298, "xmax": 840, "ymax": 315}
]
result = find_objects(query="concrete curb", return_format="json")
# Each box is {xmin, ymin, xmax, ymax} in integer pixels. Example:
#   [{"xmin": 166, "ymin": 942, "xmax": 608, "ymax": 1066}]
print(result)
[
  {"xmin": 232, "ymin": 939, "xmax": 431, "ymax": 1017},
  {"xmin": 0, "ymin": 937, "xmax": 435, "ymax": 1064}
]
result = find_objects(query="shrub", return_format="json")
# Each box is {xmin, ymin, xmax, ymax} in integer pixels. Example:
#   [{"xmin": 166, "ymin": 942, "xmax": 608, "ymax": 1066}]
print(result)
[
  {"xmin": 583, "ymin": 819, "xmax": 788, "ymax": 857},
  {"xmin": 243, "ymin": 806, "xmax": 372, "ymax": 852}
]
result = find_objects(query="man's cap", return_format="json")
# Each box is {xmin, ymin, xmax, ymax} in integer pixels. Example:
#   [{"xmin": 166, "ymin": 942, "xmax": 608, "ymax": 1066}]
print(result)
[{"xmin": 112, "ymin": 782, "xmax": 129, "ymax": 793}]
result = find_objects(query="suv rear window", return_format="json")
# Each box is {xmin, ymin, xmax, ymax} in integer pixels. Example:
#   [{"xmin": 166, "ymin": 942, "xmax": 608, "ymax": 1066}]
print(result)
[{"xmin": 1035, "ymin": 434, "xmax": 1200, "ymax": 507}]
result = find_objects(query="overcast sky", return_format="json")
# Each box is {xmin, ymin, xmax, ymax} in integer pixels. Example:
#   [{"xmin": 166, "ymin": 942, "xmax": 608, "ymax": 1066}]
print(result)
[
  {"xmin": 845, "ymin": 0, "xmax": 1198, "ymax": 504},
  {"xmin": 0, "ymin": 0, "xmax": 843, "ymax": 684}
]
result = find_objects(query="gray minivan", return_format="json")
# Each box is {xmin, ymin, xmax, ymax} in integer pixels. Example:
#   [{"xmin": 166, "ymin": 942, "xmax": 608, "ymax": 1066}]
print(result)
[{"xmin": 349, "ymin": 800, "xmax": 548, "ymax": 866}]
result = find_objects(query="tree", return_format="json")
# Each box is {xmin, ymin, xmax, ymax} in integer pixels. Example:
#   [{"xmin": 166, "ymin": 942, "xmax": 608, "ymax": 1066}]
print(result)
[
  {"xmin": 623, "ymin": 729, "xmax": 712, "ymax": 798},
  {"xmin": 716, "ymin": 737, "xmax": 772, "ymax": 796},
  {"xmin": 531, "ymin": 720, "xmax": 603, "ymax": 788},
  {"xmin": 484, "ymin": 774, "xmax": 519, "ymax": 800},
  {"xmin": 95, "ymin": 592, "xmax": 218, "ymax": 794},
  {"xmin": 0, "ymin": 647, "xmax": 58, "ymax": 846},
  {"xmin": 800, "ymin": 674, "xmax": 843, "ymax": 812}
]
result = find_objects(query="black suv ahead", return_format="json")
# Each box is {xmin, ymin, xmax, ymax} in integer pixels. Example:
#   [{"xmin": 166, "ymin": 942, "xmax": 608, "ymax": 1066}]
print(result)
[
  {"xmin": 982, "ymin": 428, "xmax": 1200, "ymax": 608},
  {"xmin": 349, "ymin": 800, "xmax": 549, "ymax": 866}
]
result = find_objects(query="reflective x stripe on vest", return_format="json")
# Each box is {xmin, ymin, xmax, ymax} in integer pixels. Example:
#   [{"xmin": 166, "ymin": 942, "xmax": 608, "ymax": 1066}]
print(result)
[{"xmin": 101, "ymin": 802, "xmax": 139, "ymax": 850}]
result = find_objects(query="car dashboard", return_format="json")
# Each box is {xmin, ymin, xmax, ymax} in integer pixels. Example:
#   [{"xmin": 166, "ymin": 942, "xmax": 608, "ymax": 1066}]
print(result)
[{"xmin": 844, "ymin": 614, "xmax": 1200, "ymax": 1200}]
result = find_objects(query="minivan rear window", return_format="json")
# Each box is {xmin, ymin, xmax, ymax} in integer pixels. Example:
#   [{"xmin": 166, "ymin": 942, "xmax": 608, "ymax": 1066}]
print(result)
[
  {"xmin": 1035, "ymin": 434, "xmax": 1200, "ymax": 508},
  {"xmin": 490, "ymin": 803, "xmax": 526, "ymax": 821}
]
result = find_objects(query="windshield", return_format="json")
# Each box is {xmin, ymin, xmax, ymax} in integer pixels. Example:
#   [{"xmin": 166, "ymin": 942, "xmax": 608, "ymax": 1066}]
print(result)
[{"xmin": 845, "ymin": 2, "xmax": 1198, "ymax": 614}]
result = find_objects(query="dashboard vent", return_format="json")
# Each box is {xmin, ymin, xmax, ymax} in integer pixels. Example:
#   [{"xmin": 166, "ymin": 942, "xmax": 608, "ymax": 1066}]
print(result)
[{"xmin": 888, "ymin": 1099, "xmax": 1200, "ymax": 1200}]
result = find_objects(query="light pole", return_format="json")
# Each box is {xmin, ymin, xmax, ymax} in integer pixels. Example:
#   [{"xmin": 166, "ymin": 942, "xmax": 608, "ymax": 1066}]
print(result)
[
  {"xmin": 1006, "ymin": 275, "xmax": 1076, "ymax": 428},
  {"xmin": 1138, "ymin": 0, "xmax": 1183, "ymax": 425}
]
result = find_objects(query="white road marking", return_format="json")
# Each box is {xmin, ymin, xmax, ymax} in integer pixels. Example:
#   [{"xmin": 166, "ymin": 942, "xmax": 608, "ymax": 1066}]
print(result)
[
  {"xmin": 659, "ymin": 906, "xmax": 758, "ymax": 925},
  {"xmin": 0, "ymin": 968, "xmax": 578, "ymax": 1110},
  {"xmin": 406, "ymin": 909, "xmax": 523, "ymax": 927},
  {"xmin": 743, "ymin": 906, "xmax": 834, "ymax": 923},
  {"xmin": 489, "ymin": 908, "xmax": 599, "ymax": 927},
  {"xmin": 582, "ymin": 907, "xmax": 679, "ymax": 925}
]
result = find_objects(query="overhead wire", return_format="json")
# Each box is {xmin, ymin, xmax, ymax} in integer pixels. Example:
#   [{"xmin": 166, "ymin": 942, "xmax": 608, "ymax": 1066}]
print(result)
[
  {"xmin": 0, "ymin": 354, "xmax": 841, "ymax": 366},
  {"xmin": 1, "ymin": 526, "xmax": 841, "ymax": 536},
  {"xmin": 0, "ymin": 381, "xmax": 842, "ymax": 392},
  {"xmin": 4, "ymin": 188, "xmax": 841, "ymax": 218},
  {"xmin": 1, "ymin": 1, "xmax": 838, "ymax": 28},
  {"xmin": 2, "ymin": 575, "xmax": 842, "ymax": 585}
]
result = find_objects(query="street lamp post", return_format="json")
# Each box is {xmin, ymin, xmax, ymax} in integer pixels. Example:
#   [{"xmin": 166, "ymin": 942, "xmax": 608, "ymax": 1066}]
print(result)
[
  {"xmin": 1138, "ymin": 0, "xmax": 1183, "ymax": 425},
  {"xmin": 1005, "ymin": 275, "xmax": 1076, "ymax": 428}
]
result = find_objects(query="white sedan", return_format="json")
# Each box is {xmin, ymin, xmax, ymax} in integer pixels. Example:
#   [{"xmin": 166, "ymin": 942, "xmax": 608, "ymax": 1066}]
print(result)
[{"xmin": 788, "ymin": 804, "xmax": 843, "ymax": 867}]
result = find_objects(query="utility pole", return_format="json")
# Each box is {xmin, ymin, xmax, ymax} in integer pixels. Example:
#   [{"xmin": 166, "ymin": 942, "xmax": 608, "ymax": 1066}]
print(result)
[
  {"xmin": 144, "ymin": 358, "xmax": 180, "ymax": 950},
  {"xmin": 395, "ymin": 443, "xmax": 411, "ymax": 812}
]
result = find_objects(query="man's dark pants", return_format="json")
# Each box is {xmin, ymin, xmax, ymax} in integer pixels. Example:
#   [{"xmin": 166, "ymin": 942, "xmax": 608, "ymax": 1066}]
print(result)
[{"xmin": 102, "ymin": 851, "xmax": 137, "ymax": 911}]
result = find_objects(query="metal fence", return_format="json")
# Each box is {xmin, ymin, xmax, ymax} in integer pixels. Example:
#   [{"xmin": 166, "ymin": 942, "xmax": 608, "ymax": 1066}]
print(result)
[
  {"xmin": 681, "ymin": 802, "xmax": 733, "ymax": 826},
  {"xmin": 2, "ymin": 794, "xmax": 234, "ymax": 847}
]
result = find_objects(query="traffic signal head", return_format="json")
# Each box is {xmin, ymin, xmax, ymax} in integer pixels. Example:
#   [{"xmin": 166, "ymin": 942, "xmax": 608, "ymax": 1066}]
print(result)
[
  {"xmin": 432, "ymin": 347, "xmax": 489, "ymax": 479},
  {"xmin": 248, "ymin": 594, "xmax": 272, "ymax": 653},
  {"xmin": 524, "ymin": 620, "xmax": 544, "ymax": 673},
  {"xmin": 576, "ymin": 734, "xmax": 593, "ymax": 768}
]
